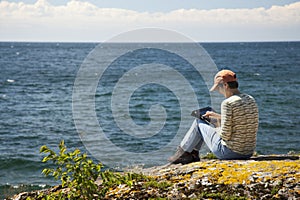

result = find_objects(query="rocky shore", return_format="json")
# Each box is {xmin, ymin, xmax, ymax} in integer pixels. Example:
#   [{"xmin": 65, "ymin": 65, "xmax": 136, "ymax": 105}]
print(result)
[{"xmin": 11, "ymin": 155, "xmax": 300, "ymax": 200}]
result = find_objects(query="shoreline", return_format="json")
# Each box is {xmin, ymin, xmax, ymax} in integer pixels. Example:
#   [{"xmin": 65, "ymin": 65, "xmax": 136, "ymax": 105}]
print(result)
[{"xmin": 8, "ymin": 154, "xmax": 300, "ymax": 200}]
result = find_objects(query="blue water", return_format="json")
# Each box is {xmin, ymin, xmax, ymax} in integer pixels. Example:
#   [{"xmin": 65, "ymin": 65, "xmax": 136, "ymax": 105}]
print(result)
[{"xmin": 0, "ymin": 42, "xmax": 299, "ymax": 197}]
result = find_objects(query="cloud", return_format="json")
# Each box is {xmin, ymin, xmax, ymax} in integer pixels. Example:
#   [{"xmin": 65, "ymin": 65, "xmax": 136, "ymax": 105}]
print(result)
[{"xmin": 0, "ymin": 0, "xmax": 299, "ymax": 41}]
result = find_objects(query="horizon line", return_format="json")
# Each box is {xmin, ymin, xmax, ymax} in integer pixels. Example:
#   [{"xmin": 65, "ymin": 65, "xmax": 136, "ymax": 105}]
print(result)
[{"xmin": 1, "ymin": 39, "xmax": 299, "ymax": 44}]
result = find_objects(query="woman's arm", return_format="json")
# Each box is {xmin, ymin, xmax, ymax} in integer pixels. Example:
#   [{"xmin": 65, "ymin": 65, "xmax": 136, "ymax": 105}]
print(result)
[
  {"xmin": 203, "ymin": 111, "xmax": 221, "ymax": 119},
  {"xmin": 203, "ymin": 111, "xmax": 221, "ymax": 127}
]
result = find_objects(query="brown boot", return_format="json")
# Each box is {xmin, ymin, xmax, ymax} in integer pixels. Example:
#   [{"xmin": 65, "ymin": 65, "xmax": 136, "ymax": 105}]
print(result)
[
  {"xmin": 191, "ymin": 149, "xmax": 200, "ymax": 162},
  {"xmin": 168, "ymin": 146, "xmax": 194, "ymax": 164}
]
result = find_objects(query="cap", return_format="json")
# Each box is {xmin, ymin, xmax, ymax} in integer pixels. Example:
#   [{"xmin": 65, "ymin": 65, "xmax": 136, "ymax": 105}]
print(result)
[{"xmin": 210, "ymin": 70, "xmax": 237, "ymax": 91}]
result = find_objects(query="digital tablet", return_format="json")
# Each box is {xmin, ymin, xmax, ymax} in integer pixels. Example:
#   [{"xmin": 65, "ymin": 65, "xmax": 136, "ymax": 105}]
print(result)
[{"xmin": 191, "ymin": 106, "xmax": 213, "ymax": 124}]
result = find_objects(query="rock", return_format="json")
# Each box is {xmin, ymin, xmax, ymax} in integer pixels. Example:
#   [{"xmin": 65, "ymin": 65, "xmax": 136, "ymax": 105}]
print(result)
[
  {"xmin": 250, "ymin": 154, "xmax": 299, "ymax": 161},
  {"xmin": 9, "ymin": 154, "xmax": 300, "ymax": 200}
]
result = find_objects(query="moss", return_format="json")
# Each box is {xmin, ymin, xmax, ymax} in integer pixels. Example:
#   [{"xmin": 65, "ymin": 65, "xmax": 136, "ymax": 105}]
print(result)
[
  {"xmin": 143, "ymin": 180, "xmax": 172, "ymax": 190},
  {"xmin": 201, "ymin": 152, "xmax": 218, "ymax": 159}
]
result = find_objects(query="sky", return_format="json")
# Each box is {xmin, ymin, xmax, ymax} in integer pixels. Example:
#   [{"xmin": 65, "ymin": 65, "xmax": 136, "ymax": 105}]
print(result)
[{"xmin": 0, "ymin": 0, "xmax": 300, "ymax": 42}]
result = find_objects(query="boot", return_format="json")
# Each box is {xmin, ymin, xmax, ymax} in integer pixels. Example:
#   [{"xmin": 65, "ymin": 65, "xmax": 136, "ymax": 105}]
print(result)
[
  {"xmin": 191, "ymin": 149, "xmax": 200, "ymax": 162},
  {"xmin": 168, "ymin": 146, "xmax": 194, "ymax": 164}
]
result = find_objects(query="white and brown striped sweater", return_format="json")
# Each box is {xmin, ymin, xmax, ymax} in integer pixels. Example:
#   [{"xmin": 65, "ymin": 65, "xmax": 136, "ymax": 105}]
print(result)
[{"xmin": 218, "ymin": 93, "xmax": 259, "ymax": 155}]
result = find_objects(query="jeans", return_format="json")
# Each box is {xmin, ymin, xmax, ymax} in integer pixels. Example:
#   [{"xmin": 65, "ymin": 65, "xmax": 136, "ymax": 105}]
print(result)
[{"xmin": 180, "ymin": 119, "xmax": 252, "ymax": 160}]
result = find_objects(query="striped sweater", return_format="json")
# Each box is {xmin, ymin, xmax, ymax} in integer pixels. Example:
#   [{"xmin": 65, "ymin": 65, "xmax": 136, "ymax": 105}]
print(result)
[{"xmin": 218, "ymin": 93, "xmax": 259, "ymax": 155}]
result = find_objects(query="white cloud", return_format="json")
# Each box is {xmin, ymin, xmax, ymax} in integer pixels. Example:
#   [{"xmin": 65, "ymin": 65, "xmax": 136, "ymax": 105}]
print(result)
[{"xmin": 0, "ymin": 0, "xmax": 299, "ymax": 42}]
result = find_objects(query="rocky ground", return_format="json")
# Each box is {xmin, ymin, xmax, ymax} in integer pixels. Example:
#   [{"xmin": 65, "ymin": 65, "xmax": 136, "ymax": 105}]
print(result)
[{"xmin": 11, "ymin": 155, "xmax": 300, "ymax": 200}]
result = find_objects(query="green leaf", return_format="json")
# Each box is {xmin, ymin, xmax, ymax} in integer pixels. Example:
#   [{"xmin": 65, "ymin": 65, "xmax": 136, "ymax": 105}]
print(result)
[
  {"xmin": 42, "ymin": 156, "xmax": 49, "ymax": 163},
  {"xmin": 59, "ymin": 140, "xmax": 65, "ymax": 148},
  {"xmin": 73, "ymin": 149, "xmax": 80, "ymax": 155},
  {"xmin": 42, "ymin": 168, "xmax": 52, "ymax": 176},
  {"xmin": 40, "ymin": 145, "xmax": 48, "ymax": 153}
]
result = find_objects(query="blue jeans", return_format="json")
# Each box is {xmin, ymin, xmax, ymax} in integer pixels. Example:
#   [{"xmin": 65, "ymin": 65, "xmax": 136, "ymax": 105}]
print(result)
[{"xmin": 180, "ymin": 119, "xmax": 251, "ymax": 160}]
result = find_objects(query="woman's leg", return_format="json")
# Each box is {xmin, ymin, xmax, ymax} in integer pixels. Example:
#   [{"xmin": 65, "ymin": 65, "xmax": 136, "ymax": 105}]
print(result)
[
  {"xmin": 197, "ymin": 120, "xmax": 222, "ymax": 156},
  {"xmin": 169, "ymin": 119, "xmax": 251, "ymax": 163},
  {"xmin": 168, "ymin": 119, "xmax": 202, "ymax": 164},
  {"xmin": 180, "ymin": 119, "xmax": 203, "ymax": 152},
  {"xmin": 198, "ymin": 120, "xmax": 252, "ymax": 160}
]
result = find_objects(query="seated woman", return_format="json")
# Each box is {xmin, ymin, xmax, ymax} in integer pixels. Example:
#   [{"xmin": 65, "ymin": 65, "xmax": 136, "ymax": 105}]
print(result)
[{"xmin": 168, "ymin": 69, "xmax": 259, "ymax": 164}]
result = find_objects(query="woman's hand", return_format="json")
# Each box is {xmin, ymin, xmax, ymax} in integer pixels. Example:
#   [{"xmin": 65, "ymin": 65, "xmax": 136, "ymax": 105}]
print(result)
[{"xmin": 203, "ymin": 111, "xmax": 221, "ymax": 119}]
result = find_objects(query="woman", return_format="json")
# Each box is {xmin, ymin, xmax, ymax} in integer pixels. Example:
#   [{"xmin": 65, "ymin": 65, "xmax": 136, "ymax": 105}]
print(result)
[{"xmin": 168, "ymin": 69, "xmax": 259, "ymax": 164}]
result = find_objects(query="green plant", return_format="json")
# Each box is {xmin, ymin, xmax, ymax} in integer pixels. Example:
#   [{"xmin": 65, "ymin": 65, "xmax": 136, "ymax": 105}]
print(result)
[
  {"xmin": 98, "ymin": 170, "xmax": 148, "ymax": 196},
  {"xmin": 142, "ymin": 179, "xmax": 171, "ymax": 190},
  {"xmin": 201, "ymin": 152, "xmax": 218, "ymax": 159},
  {"xmin": 40, "ymin": 140, "xmax": 102, "ymax": 199},
  {"xmin": 271, "ymin": 185, "xmax": 280, "ymax": 195},
  {"xmin": 40, "ymin": 140, "xmax": 152, "ymax": 199}
]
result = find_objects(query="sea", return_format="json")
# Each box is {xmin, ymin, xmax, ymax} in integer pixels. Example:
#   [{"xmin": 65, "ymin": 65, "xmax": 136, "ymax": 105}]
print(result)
[{"xmin": 0, "ymin": 42, "xmax": 299, "ymax": 198}]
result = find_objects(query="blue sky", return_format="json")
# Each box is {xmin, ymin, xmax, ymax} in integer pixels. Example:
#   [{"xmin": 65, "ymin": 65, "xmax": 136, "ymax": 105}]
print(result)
[{"xmin": 0, "ymin": 0, "xmax": 299, "ymax": 42}]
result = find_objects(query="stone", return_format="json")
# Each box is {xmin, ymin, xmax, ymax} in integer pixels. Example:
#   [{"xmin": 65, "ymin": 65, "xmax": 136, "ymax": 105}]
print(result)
[{"xmin": 9, "ymin": 154, "xmax": 300, "ymax": 200}]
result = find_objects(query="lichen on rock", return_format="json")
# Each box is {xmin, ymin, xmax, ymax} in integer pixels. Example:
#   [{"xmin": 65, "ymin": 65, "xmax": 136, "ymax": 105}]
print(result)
[{"xmin": 10, "ymin": 155, "xmax": 300, "ymax": 200}]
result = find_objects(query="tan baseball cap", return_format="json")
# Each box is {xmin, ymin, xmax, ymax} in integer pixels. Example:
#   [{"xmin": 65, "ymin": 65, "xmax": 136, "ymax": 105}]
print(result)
[{"xmin": 210, "ymin": 69, "xmax": 237, "ymax": 91}]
